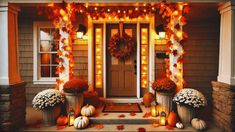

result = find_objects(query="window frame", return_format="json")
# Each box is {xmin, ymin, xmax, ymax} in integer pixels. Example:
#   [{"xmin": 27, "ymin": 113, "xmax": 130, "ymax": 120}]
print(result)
[{"xmin": 33, "ymin": 21, "xmax": 57, "ymax": 84}]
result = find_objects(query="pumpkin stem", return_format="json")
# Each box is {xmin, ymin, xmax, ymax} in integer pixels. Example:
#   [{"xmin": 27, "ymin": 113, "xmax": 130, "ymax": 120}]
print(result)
[{"xmin": 86, "ymin": 104, "xmax": 89, "ymax": 107}]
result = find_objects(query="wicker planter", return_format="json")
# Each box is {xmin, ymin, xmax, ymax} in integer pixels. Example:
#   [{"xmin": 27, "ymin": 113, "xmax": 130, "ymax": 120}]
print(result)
[
  {"xmin": 65, "ymin": 92, "xmax": 84, "ymax": 117},
  {"xmin": 155, "ymin": 92, "xmax": 172, "ymax": 116},
  {"xmin": 177, "ymin": 104, "xmax": 195, "ymax": 124},
  {"xmin": 42, "ymin": 105, "xmax": 61, "ymax": 126}
]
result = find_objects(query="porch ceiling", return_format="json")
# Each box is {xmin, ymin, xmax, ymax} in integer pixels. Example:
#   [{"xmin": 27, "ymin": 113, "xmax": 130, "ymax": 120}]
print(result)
[{"xmin": 8, "ymin": 0, "xmax": 229, "ymax": 4}]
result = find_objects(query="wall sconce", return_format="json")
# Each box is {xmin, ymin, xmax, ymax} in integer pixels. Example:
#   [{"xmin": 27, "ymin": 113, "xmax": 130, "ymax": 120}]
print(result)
[
  {"xmin": 155, "ymin": 24, "xmax": 166, "ymax": 39},
  {"xmin": 76, "ymin": 24, "xmax": 87, "ymax": 39},
  {"xmin": 68, "ymin": 108, "xmax": 75, "ymax": 126}
]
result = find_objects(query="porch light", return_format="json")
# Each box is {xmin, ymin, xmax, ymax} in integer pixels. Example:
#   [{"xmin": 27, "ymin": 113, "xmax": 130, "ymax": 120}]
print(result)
[
  {"xmin": 151, "ymin": 105, "xmax": 159, "ymax": 117},
  {"xmin": 155, "ymin": 24, "xmax": 166, "ymax": 39},
  {"xmin": 76, "ymin": 24, "xmax": 87, "ymax": 39}
]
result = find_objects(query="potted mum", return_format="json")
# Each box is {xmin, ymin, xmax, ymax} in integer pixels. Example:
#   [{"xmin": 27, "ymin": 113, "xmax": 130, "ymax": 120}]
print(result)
[
  {"xmin": 32, "ymin": 89, "xmax": 65, "ymax": 126},
  {"xmin": 63, "ymin": 77, "xmax": 88, "ymax": 116},
  {"xmin": 173, "ymin": 88, "xmax": 207, "ymax": 124},
  {"xmin": 152, "ymin": 77, "xmax": 176, "ymax": 116}
]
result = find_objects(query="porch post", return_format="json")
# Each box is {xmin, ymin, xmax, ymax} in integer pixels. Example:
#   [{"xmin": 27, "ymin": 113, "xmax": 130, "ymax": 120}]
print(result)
[
  {"xmin": 217, "ymin": 1, "xmax": 235, "ymax": 85},
  {"xmin": 0, "ymin": 2, "xmax": 26, "ymax": 131}
]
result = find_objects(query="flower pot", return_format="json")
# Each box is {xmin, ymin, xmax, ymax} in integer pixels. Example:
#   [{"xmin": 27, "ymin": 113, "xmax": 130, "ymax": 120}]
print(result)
[
  {"xmin": 42, "ymin": 105, "xmax": 61, "ymax": 126},
  {"xmin": 155, "ymin": 92, "xmax": 172, "ymax": 116},
  {"xmin": 177, "ymin": 104, "xmax": 195, "ymax": 124},
  {"xmin": 65, "ymin": 92, "xmax": 84, "ymax": 117}
]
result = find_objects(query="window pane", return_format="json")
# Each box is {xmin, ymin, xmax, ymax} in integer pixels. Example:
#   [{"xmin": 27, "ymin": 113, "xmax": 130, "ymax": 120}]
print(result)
[
  {"xmin": 52, "ymin": 54, "xmax": 58, "ymax": 65},
  {"xmin": 40, "ymin": 41, "xmax": 50, "ymax": 52},
  {"xmin": 40, "ymin": 28, "xmax": 51, "ymax": 40},
  {"xmin": 41, "ymin": 53, "xmax": 50, "ymax": 64},
  {"xmin": 41, "ymin": 66, "xmax": 50, "ymax": 77},
  {"xmin": 52, "ymin": 66, "xmax": 58, "ymax": 77},
  {"xmin": 51, "ymin": 41, "xmax": 59, "ymax": 51}
]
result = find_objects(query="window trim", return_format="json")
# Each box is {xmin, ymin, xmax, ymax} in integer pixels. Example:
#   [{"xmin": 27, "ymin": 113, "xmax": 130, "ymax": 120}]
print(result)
[{"xmin": 33, "ymin": 21, "xmax": 56, "ymax": 84}]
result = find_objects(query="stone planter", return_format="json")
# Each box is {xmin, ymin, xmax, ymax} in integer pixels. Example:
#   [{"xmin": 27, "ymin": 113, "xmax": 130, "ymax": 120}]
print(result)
[
  {"xmin": 42, "ymin": 105, "xmax": 61, "ymax": 126},
  {"xmin": 177, "ymin": 104, "xmax": 195, "ymax": 124},
  {"xmin": 155, "ymin": 92, "xmax": 172, "ymax": 116},
  {"xmin": 65, "ymin": 92, "xmax": 84, "ymax": 117}
]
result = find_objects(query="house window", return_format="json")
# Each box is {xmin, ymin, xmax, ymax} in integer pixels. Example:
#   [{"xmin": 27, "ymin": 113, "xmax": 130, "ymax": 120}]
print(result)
[{"xmin": 33, "ymin": 22, "xmax": 59, "ymax": 84}]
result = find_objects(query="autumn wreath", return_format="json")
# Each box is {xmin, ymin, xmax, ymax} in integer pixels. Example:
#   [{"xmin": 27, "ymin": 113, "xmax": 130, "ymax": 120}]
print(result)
[{"xmin": 108, "ymin": 32, "xmax": 135, "ymax": 60}]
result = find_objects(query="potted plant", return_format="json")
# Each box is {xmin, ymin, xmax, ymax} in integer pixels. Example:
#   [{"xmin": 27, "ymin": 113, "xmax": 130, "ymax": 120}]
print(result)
[
  {"xmin": 32, "ymin": 89, "xmax": 65, "ymax": 126},
  {"xmin": 63, "ymin": 77, "xmax": 88, "ymax": 117},
  {"xmin": 152, "ymin": 77, "xmax": 176, "ymax": 116},
  {"xmin": 173, "ymin": 88, "xmax": 207, "ymax": 124}
]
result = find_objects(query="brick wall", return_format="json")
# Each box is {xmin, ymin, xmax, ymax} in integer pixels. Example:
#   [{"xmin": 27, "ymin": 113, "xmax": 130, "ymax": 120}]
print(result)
[{"xmin": 211, "ymin": 81, "xmax": 235, "ymax": 132}]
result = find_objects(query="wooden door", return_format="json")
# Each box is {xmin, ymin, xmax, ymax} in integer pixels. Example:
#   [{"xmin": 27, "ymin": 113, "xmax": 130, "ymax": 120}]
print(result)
[{"xmin": 106, "ymin": 24, "xmax": 137, "ymax": 97}]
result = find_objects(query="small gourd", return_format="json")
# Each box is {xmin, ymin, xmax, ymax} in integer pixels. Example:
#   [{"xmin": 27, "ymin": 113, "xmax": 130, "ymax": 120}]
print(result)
[
  {"xmin": 191, "ymin": 118, "xmax": 207, "ymax": 131},
  {"xmin": 176, "ymin": 122, "xmax": 184, "ymax": 129},
  {"xmin": 167, "ymin": 111, "xmax": 179, "ymax": 127},
  {"xmin": 74, "ymin": 116, "xmax": 89, "ymax": 129},
  {"xmin": 81, "ymin": 104, "xmax": 96, "ymax": 117}
]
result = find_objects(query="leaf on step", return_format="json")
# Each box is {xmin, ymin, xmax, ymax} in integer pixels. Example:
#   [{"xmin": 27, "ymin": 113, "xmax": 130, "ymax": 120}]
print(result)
[
  {"xmin": 93, "ymin": 113, "xmax": 99, "ymax": 118},
  {"xmin": 88, "ymin": 124, "xmax": 95, "ymax": 128},
  {"xmin": 94, "ymin": 124, "xmax": 104, "ymax": 130},
  {"xmin": 142, "ymin": 112, "xmax": 151, "ymax": 118},
  {"xmin": 152, "ymin": 123, "xmax": 160, "ymax": 128},
  {"xmin": 103, "ymin": 113, "xmax": 109, "ymax": 116},
  {"xmin": 118, "ymin": 114, "xmax": 125, "ymax": 118},
  {"xmin": 129, "ymin": 112, "xmax": 136, "ymax": 116},
  {"xmin": 138, "ymin": 127, "xmax": 146, "ymax": 132},
  {"xmin": 166, "ymin": 125, "xmax": 174, "ymax": 130},
  {"xmin": 116, "ymin": 125, "xmax": 125, "ymax": 130},
  {"xmin": 56, "ymin": 125, "xmax": 67, "ymax": 130}
]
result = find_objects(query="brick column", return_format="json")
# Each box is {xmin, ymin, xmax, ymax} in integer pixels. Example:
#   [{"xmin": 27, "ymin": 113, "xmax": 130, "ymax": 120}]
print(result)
[{"xmin": 0, "ymin": 3, "xmax": 26, "ymax": 131}]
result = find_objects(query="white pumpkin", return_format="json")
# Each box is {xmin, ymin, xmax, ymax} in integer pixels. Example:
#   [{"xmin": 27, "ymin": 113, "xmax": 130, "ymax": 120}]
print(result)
[
  {"xmin": 81, "ymin": 104, "xmax": 96, "ymax": 117},
  {"xmin": 191, "ymin": 118, "xmax": 207, "ymax": 131},
  {"xmin": 176, "ymin": 122, "xmax": 184, "ymax": 129},
  {"xmin": 74, "ymin": 116, "xmax": 89, "ymax": 129}
]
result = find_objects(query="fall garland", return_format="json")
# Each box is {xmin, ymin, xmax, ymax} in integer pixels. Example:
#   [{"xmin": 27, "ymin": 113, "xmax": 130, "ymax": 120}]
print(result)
[{"xmin": 108, "ymin": 33, "xmax": 135, "ymax": 60}]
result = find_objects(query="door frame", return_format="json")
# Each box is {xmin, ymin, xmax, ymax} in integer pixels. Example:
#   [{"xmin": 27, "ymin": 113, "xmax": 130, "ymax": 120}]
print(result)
[{"xmin": 88, "ymin": 16, "xmax": 155, "ymax": 100}]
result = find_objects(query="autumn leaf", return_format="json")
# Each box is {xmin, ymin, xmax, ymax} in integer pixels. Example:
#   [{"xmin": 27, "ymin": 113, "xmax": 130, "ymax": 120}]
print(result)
[
  {"xmin": 56, "ymin": 125, "xmax": 67, "ymax": 130},
  {"xmin": 103, "ymin": 113, "xmax": 109, "ymax": 116},
  {"xmin": 166, "ymin": 125, "xmax": 174, "ymax": 130},
  {"xmin": 93, "ymin": 113, "xmax": 99, "ymax": 118},
  {"xmin": 129, "ymin": 112, "xmax": 136, "ymax": 116},
  {"xmin": 94, "ymin": 124, "xmax": 104, "ymax": 130},
  {"xmin": 116, "ymin": 125, "xmax": 125, "ymax": 130},
  {"xmin": 142, "ymin": 112, "xmax": 151, "ymax": 118},
  {"xmin": 183, "ymin": 5, "xmax": 190, "ymax": 14},
  {"xmin": 88, "ymin": 124, "xmax": 95, "ymax": 128},
  {"xmin": 118, "ymin": 114, "xmax": 125, "ymax": 118},
  {"xmin": 152, "ymin": 123, "xmax": 160, "ymax": 128},
  {"xmin": 172, "ymin": 50, "xmax": 178, "ymax": 56},
  {"xmin": 138, "ymin": 127, "xmax": 146, "ymax": 132}
]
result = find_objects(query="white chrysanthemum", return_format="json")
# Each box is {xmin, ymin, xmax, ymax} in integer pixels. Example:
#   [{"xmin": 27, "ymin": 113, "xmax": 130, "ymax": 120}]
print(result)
[
  {"xmin": 173, "ymin": 88, "xmax": 207, "ymax": 108},
  {"xmin": 32, "ymin": 89, "xmax": 65, "ymax": 110}
]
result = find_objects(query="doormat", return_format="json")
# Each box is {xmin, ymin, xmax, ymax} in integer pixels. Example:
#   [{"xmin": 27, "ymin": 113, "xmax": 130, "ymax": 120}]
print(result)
[{"xmin": 102, "ymin": 103, "xmax": 142, "ymax": 113}]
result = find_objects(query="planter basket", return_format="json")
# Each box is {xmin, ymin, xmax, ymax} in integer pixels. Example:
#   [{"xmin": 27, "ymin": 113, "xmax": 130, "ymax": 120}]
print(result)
[
  {"xmin": 177, "ymin": 104, "xmax": 195, "ymax": 124},
  {"xmin": 65, "ymin": 92, "xmax": 84, "ymax": 117},
  {"xmin": 155, "ymin": 92, "xmax": 172, "ymax": 116},
  {"xmin": 42, "ymin": 104, "xmax": 61, "ymax": 126}
]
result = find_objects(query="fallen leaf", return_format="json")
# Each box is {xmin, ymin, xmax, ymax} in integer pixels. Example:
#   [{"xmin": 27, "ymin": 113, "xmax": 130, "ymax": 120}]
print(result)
[
  {"xmin": 56, "ymin": 125, "xmax": 67, "ymax": 130},
  {"xmin": 94, "ymin": 124, "xmax": 104, "ymax": 130},
  {"xmin": 152, "ymin": 123, "xmax": 159, "ymax": 128},
  {"xmin": 117, "ymin": 125, "xmax": 125, "ymax": 130},
  {"xmin": 103, "ymin": 113, "xmax": 109, "ymax": 116},
  {"xmin": 142, "ymin": 112, "xmax": 151, "ymax": 118},
  {"xmin": 138, "ymin": 127, "xmax": 146, "ymax": 132},
  {"xmin": 166, "ymin": 125, "xmax": 174, "ymax": 130},
  {"xmin": 88, "ymin": 124, "xmax": 95, "ymax": 128},
  {"xmin": 129, "ymin": 112, "xmax": 136, "ymax": 116},
  {"xmin": 118, "ymin": 114, "xmax": 125, "ymax": 118},
  {"xmin": 93, "ymin": 113, "xmax": 99, "ymax": 118}
]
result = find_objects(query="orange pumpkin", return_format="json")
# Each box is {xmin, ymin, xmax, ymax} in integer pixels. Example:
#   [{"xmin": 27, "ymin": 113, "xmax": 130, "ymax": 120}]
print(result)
[
  {"xmin": 143, "ymin": 92, "xmax": 154, "ymax": 107},
  {"xmin": 57, "ymin": 116, "xmax": 68, "ymax": 126},
  {"xmin": 167, "ymin": 111, "xmax": 179, "ymax": 127}
]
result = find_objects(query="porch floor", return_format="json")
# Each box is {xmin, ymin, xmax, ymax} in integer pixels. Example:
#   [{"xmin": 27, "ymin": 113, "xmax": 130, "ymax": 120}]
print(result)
[{"xmin": 22, "ymin": 104, "xmax": 222, "ymax": 131}]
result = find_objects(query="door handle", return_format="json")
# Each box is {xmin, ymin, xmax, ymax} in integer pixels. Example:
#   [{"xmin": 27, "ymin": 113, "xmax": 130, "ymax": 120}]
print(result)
[{"xmin": 134, "ymin": 64, "xmax": 137, "ymax": 75}]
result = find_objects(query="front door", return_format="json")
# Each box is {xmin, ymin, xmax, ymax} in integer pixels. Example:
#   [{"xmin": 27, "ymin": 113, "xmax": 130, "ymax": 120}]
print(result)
[{"xmin": 106, "ymin": 23, "xmax": 137, "ymax": 97}]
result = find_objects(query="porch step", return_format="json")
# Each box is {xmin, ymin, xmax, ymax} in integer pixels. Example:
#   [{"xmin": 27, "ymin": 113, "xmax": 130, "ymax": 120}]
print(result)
[{"xmin": 90, "ymin": 104, "xmax": 158, "ymax": 124}]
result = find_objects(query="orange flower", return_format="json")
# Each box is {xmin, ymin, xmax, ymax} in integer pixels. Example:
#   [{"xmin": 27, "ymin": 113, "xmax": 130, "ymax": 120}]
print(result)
[
  {"xmin": 152, "ymin": 77, "xmax": 176, "ymax": 93},
  {"xmin": 63, "ymin": 77, "xmax": 88, "ymax": 93}
]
